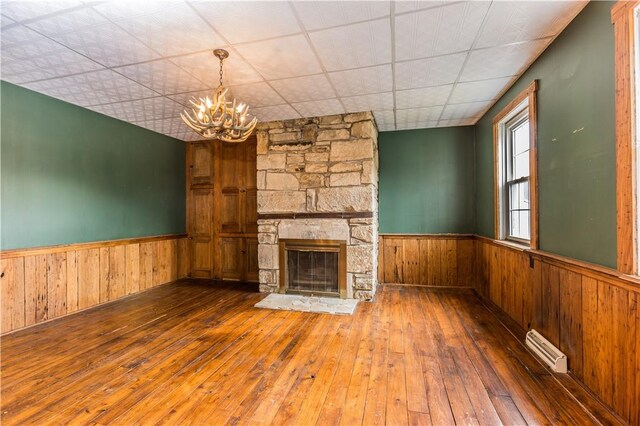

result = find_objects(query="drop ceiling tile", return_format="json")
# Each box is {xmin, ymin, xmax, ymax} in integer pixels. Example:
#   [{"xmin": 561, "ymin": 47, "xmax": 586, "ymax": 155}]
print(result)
[
  {"xmin": 449, "ymin": 77, "xmax": 513, "ymax": 104},
  {"xmin": 395, "ymin": 52, "xmax": 466, "ymax": 90},
  {"xmin": 110, "ymin": 3, "xmax": 225, "ymax": 57},
  {"xmin": 341, "ymin": 92, "xmax": 393, "ymax": 112},
  {"xmin": 1, "ymin": 47, "xmax": 103, "ymax": 84},
  {"xmin": 169, "ymin": 50, "xmax": 263, "ymax": 88},
  {"xmin": 1, "ymin": 1, "xmax": 83, "ymax": 22},
  {"xmin": 395, "ymin": 2, "xmax": 490, "ymax": 61},
  {"xmin": 396, "ymin": 121, "xmax": 439, "ymax": 130},
  {"xmin": 50, "ymin": 22, "xmax": 161, "ymax": 67},
  {"xmin": 294, "ymin": 1, "xmax": 389, "ymax": 31},
  {"xmin": 1, "ymin": 24, "xmax": 44, "ymax": 48},
  {"xmin": 137, "ymin": 117, "xmax": 187, "ymax": 136},
  {"xmin": 168, "ymin": 89, "xmax": 218, "ymax": 107},
  {"xmin": 328, "ymin": 64, "xmax": 392, "ymax": 97},
  {"xmin": 234, "ymin": 34, "xmax": 322, "ymax": 80},
  {"xmin": 114, "ymin": 58, "xmax": 206, "ymax": 95},
  {"xmin": 292, "ymin": 98, "xmax": 345, "ymax": 118},
  {"xmin": 377, "ymin": 123, "xmax": 396, "ymax": 132},
  {"xmin": 1, "ymin": 14, "xmax": 17, "ymax": 28},
  {"xmin": 24, "ymin": 69, "xmax": 158, "ymax": 107},
  {"xmin": 92, "ymin": 1, "xmax": 181, "ymax": 21},
  {"xmin": 438, "ymin": 118, "xmax": 477, "ymax": 127},
  {"xmin": 476, "ymin": 1, "xmax": 585, "ymax": 49},
  {"xmin": 460, "ymin": 39, "xmax": 550, "ymax": 82},
  {"xmin": 372, "ymin": 110, "xmax": 395, "ymax": 128},
  {"xmin": 191, "ymin": 1, "xmax": 301, "ymax": 44},
  {"xmin": 309, "ymin": 18, "xmax": 391, "ymax": 71},
  {"xmin": 25, "ymin": 7, "xmax": 109, "ymax": 36},
  {"xmin": 270, "ymin": 74, "xmax": 335, "ymax": 103},
  {"xmin": 89, "ymin": 97, "xmax": 185, "ymax": 123},
  {"xmin": 228, "ymin": 82, "xmax": 285, "ymax": 108},
  {"xmin": 253, "ymin": 104, "xmax": 301, "ymax": 122},
  {"xmin": 394, "ymin": 1, "xmax": 448, "ymax": 15},
  {"xmin": 395, "ymin": 85, "xmax": 452, "ymax": 109},
  {"xmin": 395, "ymin": 106, "xmax": 443, "ymax": 125},
  {"xmin": 440, "ymin": 101, "xmax": 490, "ymax": 120}
]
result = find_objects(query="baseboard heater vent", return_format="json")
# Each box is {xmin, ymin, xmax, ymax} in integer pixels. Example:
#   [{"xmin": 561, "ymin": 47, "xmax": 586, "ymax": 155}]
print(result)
[{"xmin": 525, "ymin": 329, "xmax": 568, "ymax": 373}]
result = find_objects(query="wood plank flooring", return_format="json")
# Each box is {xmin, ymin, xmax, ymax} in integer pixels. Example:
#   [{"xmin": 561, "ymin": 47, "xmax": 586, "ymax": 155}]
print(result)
[{"xmin": 1, "ymin": 280, "xmax": 620, "ymax": 425}]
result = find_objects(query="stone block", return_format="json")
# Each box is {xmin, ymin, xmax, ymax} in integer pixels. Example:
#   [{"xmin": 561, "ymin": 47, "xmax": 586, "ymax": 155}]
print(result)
[
  {"xmin": 317, "ymin": 129, "xmax": 350, "ymax": 142},
  {"xmin": 318, "ymin": 114, "xmax": 343, "ymax": 125},
  {"xmin": 344, "ymin": 112, "xmax": 373, "ymax": 123},
  {"xmin": 258, "ymin": 244, "xmax": 278, "ymax": 269},
  {"xmin": 302, "ymin": 124, "xmax": 317, "ymax": 141},
  {"xmin": 316, "ymin": 186, "xmax": 373, "ymax": 212},
  {"xmin": 266, "ymin": 172, "xmax": 299, "ymax": 190},
  {"xmin": 257, "ymin": 171, "xmax": 266, "ymax": 190},
  {"xmin": 351, "ymin": 120, "xmax": 376, "ymax": 139},
  {"xmin": 257, "ymin": 153, "xmax": 286, "ymax": 170},
  {"xmin": 299, "ymin": 173, "xmax": 325, "ymax": 189},
  {"xmin": 259, "ymin": 269, "xmax": 277, "ymax": 284},
  {"xmin": 306, "ymin": 189, "xmax": 317, "ymax": 211},
  {"xmin": 305, "ymin": 152, "xmax": 329, "ymax": 162},
  {"xmin": 351, "ymin": 225, "xmax": 373, "ymax": 243},
  {"xmin": 258, "ymin": 224, "xmax": 277, "ymax": 234},
  {"xmin": 259, "ymin": 284, "xmax": 277, "ymax": 293},
  {"xmin": 354, "ymin": 290, "xmax": 374, "ymax": 301},
  {"xmin": 330, "ymin": 172, "xmax": 361, "ymax": 187},
  {"xmin": 329, "ymin": 162, "xmax": 362, "ymax": 173},
  {"xmin": 269, "ymin": 141, "xmax": 313, "ymax": 151},
  {"xmin": 354, "ymin": 276, "xmax": 373, "ymax": 290},
  {"xmin": 270, "ymin": 131, "xmax": 301, "ymax": 143},
  {"xmin": 330, "ymin": 139, "xmax": 373, "ymax": 161},
  {"xmin": 287, "ymin": 154, "xmax": 304, "ymax": 164},
  {"xmin": 257, "ymin": 191, "xmax": 307, "ymax": 213},
  {"xmin": 347, "ymin": 245, "xmax": 373, "ymax": 273},
  {"xmin": 257, "ymin": 130, "xmax": 269, "ymax": 154},
  {"xmin": 258, "ymin": 232, "xmax": 277, "ymax": 245},
  {"xmin": 278, "ymin": 219, "xmax": 349, "ymax": 240},
  {"xmin": 361, "ymin": 159, "xmax": 376, "ymax": 185},
  {"xmin": 306, "ymin": 163, "xmax": 328, "ymax": 173}
]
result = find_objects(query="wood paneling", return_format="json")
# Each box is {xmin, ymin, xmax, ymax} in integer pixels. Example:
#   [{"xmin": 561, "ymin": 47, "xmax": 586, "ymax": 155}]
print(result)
[
  {"xmin": 378, "ymin": 235, "xmax": 476, "ymax": 287},
  {"xmin": 475, "ymin": 236, "xmax": 640, "ymax": 425},
  {"xmin": 0, "ymin": 234, "xmax": 188, "ymax": 335}
]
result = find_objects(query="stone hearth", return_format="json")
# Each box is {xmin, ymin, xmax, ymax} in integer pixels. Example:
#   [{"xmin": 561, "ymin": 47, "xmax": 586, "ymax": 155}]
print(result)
[{"xmin": 256, "ymin": 112, "xmax": 379, "ymax": 300}]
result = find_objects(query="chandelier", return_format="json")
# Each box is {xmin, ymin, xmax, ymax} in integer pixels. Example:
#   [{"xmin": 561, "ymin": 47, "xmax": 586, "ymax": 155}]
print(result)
[{"xmin": 181, "ymin": 49, "xmax": 257, "ymax": 142}]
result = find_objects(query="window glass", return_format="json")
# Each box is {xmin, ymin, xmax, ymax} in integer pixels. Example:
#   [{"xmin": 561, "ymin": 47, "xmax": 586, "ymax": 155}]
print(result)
[{"xmin": 503, "ymin": 110, "xmax": 530, "ymax": 242}]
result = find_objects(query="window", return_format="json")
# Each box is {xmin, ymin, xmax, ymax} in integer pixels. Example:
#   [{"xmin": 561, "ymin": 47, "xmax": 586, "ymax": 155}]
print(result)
[
  {"xmin": 504, "ymin": 110, "xmax": 531, "ymax": 242},
  {"xmin": 493, "ymin": 81, "xmax": 538, "ymax": 248}
]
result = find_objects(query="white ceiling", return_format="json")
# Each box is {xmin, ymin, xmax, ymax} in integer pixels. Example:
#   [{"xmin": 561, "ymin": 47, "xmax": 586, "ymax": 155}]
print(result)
[{"xmin": 0, "ymin": 0, "xmax": 586, "ymax": 140}]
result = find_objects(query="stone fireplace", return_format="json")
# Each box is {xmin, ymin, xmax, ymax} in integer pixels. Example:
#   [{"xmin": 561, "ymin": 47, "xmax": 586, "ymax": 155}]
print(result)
[{"xmin": 256, "ymin": 112, "xmax": 379, "ymax": 300}]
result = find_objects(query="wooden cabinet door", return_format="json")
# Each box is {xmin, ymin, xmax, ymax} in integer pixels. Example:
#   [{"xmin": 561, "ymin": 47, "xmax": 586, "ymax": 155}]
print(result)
[
  {"xmin": 220, "ymin": 237, "xmax": 243, "ymax": 281},
  {"xmin": 219, "ymin": 142, "xmax": 242, "ymax": 234},
  {"xmin": 244, "ymin": 237, "xmax": 259, "ymax": 283},
  {"xmin": 189, "ymin": 143, "xmax": 214, "ymax": 187},
  {"xmin": 189, "ymin": 188, "xmax": 213, "ymax": 278}
]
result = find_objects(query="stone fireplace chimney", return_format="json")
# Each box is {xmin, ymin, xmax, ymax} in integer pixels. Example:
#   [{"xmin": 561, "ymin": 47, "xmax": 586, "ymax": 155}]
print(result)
[{"xmin": 256, "ymin": 112, "xmax": 379, "ymax": 300}]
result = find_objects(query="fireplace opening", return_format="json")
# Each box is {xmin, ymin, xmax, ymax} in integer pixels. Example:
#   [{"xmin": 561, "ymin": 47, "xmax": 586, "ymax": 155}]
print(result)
[{"xmin": 279, "ymin": 239, "xmax": 347, "ymax": 298}]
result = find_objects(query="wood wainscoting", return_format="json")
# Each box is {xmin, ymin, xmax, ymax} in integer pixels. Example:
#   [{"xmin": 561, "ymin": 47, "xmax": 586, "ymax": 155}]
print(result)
[
  {"xmin": 377, "ymin": 234, "xmax": 476, "ymax": 288},
  {"xmin": 0, "ymin": 234, "xmax": 189, "ymax": 335},
  {"xmin": 378, "ymin": 234, "xmax": 640, "ymax": 425}
]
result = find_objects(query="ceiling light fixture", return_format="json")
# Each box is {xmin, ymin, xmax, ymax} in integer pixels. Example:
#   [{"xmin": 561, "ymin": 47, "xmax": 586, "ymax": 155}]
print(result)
[{"xmin": 181, "ymin": 49, "xmax": 257, "ymax": 142}]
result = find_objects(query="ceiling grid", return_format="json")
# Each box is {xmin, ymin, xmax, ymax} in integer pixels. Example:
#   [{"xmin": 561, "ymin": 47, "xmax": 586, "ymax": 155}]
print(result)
[{"xmin": 0, "ymin": 0, "xmax": 587, "ymax": 139}]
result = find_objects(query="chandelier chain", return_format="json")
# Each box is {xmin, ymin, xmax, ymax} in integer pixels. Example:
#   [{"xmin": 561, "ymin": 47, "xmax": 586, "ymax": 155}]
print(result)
[{"xmin": 219, "ymin": 57, "xmax": 224, "ymax": 87}]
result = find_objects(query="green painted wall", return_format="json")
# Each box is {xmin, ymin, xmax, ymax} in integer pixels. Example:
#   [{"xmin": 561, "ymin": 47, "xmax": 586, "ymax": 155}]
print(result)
[
  {"xmin": 474, "ymin": 1, "xmax": 616, "ymax": 268},
  {"xmin": 1, "ymin": 81, "xmax": 186, "ymax": 250},
  {"xmin": 379, "ymin": 127, "xmax": 475, "ymax": 234}
]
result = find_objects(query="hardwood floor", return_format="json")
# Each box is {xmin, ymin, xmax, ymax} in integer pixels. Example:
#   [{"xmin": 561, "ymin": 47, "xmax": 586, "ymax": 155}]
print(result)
[{"xmin": 1, "ymin": 280, "xmax": 620, "ymax": 425}]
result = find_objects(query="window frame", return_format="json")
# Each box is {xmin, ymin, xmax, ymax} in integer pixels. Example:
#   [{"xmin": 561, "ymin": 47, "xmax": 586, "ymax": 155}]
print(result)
[
  {"xmin": 612, "ymin": 1, "xmax": 640, "ymax": 275},
  {"xmin": 493, "ymin": 80, "xmax": 539, "ymax": 249}
]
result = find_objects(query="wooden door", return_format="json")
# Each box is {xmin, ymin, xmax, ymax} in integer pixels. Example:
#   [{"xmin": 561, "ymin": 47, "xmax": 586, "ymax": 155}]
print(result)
[
  {"xmin": 189, "ymin": 189, "xmax": 213, "ymax": 278},
  {"xmin": 244, "ymin": 237, "xmax": 259, "ymax": 282},
  {"xmin": 189, "ymin": 143, "xmax": 214, "ymax": 186},
  {"xmin": 220, "ymin": 237, "xmax": 243, "ymax": 281},
  {"xmin": 219, "ymin": 142, "xmax": 243, "ymax": 234}
]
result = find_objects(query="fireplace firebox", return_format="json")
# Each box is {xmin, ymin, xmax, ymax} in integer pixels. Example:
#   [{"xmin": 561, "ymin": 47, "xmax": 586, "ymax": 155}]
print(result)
[{"xmin": 279, "ymin": 239, "xmax": 347, "ymax": 298}]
